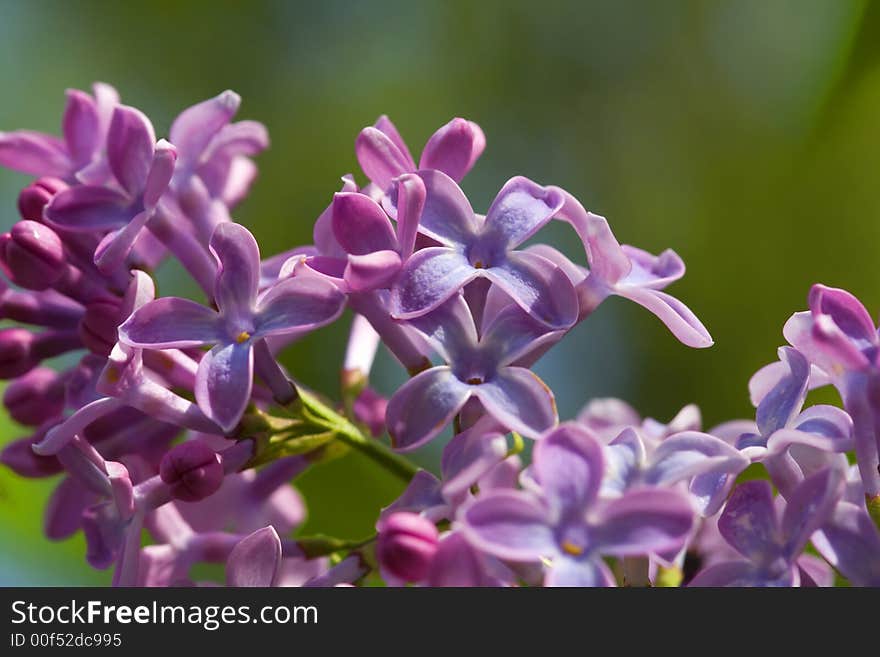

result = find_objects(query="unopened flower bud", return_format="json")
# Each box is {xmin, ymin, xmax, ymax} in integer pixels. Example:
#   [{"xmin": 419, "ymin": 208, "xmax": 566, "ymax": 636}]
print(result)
[
  {"xmin": 376, "ymin": 512, "xmax": 439, "ymax": 582},
  {"xmin": 17, "ymin": 178, "xmax": 68, "ymax": 222},
  {"xmin": 3, "ymin": 366, "xmax": 65, "ymax": 425},
  {"xmin": 79, "ymin": 300, "xmax": 122, "ymax": 356},
  {"xmin": 353, "ymin": 386, "xmax": 388, "ymax": 437},
  {"xmin": 0, "ymin": 327, "xmax": 36, "ymax": 379},
  {"xmin": 160, "ymin": 440, "xmax": 224, "ymax": 502},
  {"xmin": 5, "ymin": 221, "xmax": 66, "ymax": 290}
]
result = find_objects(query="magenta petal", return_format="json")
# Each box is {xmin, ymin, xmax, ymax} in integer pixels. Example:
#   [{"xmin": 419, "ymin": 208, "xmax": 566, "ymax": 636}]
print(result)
[
  {"xmin": 390, "ymin": 247, "xmax": 477, "ymax": 319},
  {"xmin": 783, "ymin": 311, "xmax": 868, "ymax": 374},
  {"xmin": 419, "ymin": 117, "xmax": 481, "ymax": 182},
  {"xmin": 781, "ymin": 468, "xmax": 843, "ymax": 558},
  {"xmin": 374, "ymin": 115, "xmax": 416, "ymax": 169},
  {"xmin": 533, "ymin": 423, "xmax": 604, "ymax": 516},
  {"xmin": 45, "ymin": 185, "xmax": 133, "ymax": 230},
  {"xmin": 119, "ymin": 297, "xmax": 221, "ymax": 348},
  {"xmin": 393, "ymin": 173, "xmax": 425, "ymax": 259},
  {"xmin": 143, "ymin": 140, "xmax": 177, "ymax": 208},
  {"xmin": 0, "ymin": 130, "xmax": 71, "ymax": 177},
  {"xmin": 62, "ymin": 89, "xmax": 100, "ymax": 168},
  {"xmin": 809, "ymin": 284, "xmax": 877, "ymax": 346},
  {"xmin": 546, "ymin": 558, "xmax": 615, "ymax": 587},
  {"xmin": 717, "ymin": 480, "xmax": 782, "ymax": 564},
  {"xmin": 195, "ymin": 341, "xmax": 254, "ymax": 433},
  {"xmin": 484, "ymin": 250, "xmax": 578, "ymax": 329},
  {"xmin": 332, "ymin": 192, "xmax": 398, "ymax": 255},
  {"xmin": 593, "ymin": 488, "xmax": 694, "ymax": 556},
  {"xmin": 344, "ymin": 250, "xmax": 401, "ymax": 292},
  {"xmin": 460, "ymin": 490, "xmax": 555, "ymax": 561},
  {"xmin": 254, "ymin": 275, "xmax": 346, "ymax": 336},
  {"xmin": 427, "ymin": 532, "xmax": 496, "ymax": 587},
  {"xmin": 615, "ymin": 286, "xmax": 713, "ymax": 348},
  {"xmin": 226, "ymin": 526, "xmax": 281, "ymax": 587},
  {"xmin": 473, "ymin": 367, "xmax": 557, "ymax": 439},
  {"xmin": 483, "ymin": 176, "xmax": 565, "ymax": 249},
  {"xmin": 210, "ymin": 222, "xmax": 261, "ymax": 319},
  {"xmin": 355, "ymin": 126, "xmax": 411, "ymax": 190},
  {"xmin": 385, "ymin": 367, "xmax": 471, "ymax": 451},
  {"xmin": 107, "ymin": 105, "xmax": 156, "ymax": 195},
  {"xmin": 416, "ymin": 169, "xmax": 479, "ymax": 245},
  {"xmin": 45, "ymin": 477, "xmax": 94, "ymax": 540},
  {"xmin": 620, "ymin": 246, "xmax": 686, "ymax": 289},
  {"xmin": 170, "ymin": 90, "xmax": 241, "ymax": 166}
]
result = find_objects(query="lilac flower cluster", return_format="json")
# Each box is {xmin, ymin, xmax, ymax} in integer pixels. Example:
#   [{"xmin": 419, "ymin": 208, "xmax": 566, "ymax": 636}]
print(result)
[{"xmin": 1, "ymin": 84, "xmax": 878, "ymax": 587}]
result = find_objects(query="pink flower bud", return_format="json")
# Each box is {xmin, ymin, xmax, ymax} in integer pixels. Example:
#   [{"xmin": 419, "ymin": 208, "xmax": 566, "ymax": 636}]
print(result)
[
  {"xmin": 376, "ymin": 512, "xmax": 439, "ymax": 582},
  {"xmin": 160, "ymin": 440, "xmax": 224, "ymax": 502},
  {"xmin": 3, "ymin": 366, "xmax": 65, "ymax": 426},
  {"xmin": 5, "ymin": 220, "xmax": 66, "ymax": 290},
  {"xmin": 17, "ymin": 178, "xmax": 68, "ymax": 222},
  {"xmin": 79, "ymin": 300, "xmax": 122, "ymax": 356}
]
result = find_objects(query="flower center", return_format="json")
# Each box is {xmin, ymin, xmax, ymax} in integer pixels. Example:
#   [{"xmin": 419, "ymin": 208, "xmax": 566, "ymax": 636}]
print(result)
[
  {"xmin": 561, "ymin": 540, "xmax": 584, "ymax": 557},
  {"xmin": 235, "ymin": 331, "xmax": 251, "ymax": 344},
  {"xmin": 466, "ymin": 376, "xmax": 483, "ymax": 385}
]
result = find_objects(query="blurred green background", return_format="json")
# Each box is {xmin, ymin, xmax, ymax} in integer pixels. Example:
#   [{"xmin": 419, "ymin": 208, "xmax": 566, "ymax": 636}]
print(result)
[{"xmin": 1, "ymin": 0, "xmax": 878, "ymax": 584}]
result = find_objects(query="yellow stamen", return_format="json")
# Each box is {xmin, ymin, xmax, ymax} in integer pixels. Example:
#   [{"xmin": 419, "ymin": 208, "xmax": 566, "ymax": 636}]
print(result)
[
  {"xmin": 235, "ymin": 331, "xmax": 251, "ymax": 344},
  {"xmin": 473, "ymin": 260, "xmax": 485, "ymax": 269},
  {"xmin": 561, "ymin": 540, "xmax": 584, "ymax": 556}
]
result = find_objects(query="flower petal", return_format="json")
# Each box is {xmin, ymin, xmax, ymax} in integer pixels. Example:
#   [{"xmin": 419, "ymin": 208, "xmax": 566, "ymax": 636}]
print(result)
[
  {"xmin": 645, "ymin": 431, "xmax": 749, "ymax": 487},
  {"xmin": 809, "ymin": 284, "xmax": 877, "ymax": 346},
  {"xmin": 210, "ymin": 222, "xmax": 261, "ymax": 318},
  {"xmin": 0, "ymin": 130, "xmax": 71, "ymax": 177},
  {"xmin": 546, "ymin": 557, "xmax": 615, "ymax": 587},
  {"xmin": 393, "ymin": 172, "xmax": 425, "ymax": 259},
  {"xmin": 755, "ymin": 347, "xmax": 809, "ymax": 435},
  {"xmin": 533, "ymin": 423, "xmax": 604, "ymax": 516},
  {"xmin": 45, "ymin": 185, "xmax": 134, "ymax": 230},
  {"xmin": 415, "ymin": 169, "xmax": 478, "ymax": 245},
  {"xmin": 482, "ymin": 176, "xmax": 564, "ymax": 249},
  {"xmin": 355, "ymin": 126, "xmax": 411, "ymax": 190},
  {"xmin": 107, "ymin": 105, "xmax": 156, "ymax": 196},
  {"xmin": 226, "ymin": 526, "xmax": 281, "ymax": 587},
  {"xmin": 386, "ymin": 367, "xmax": 471, "ymax": 451},
  {"xmin": 195, "ymin": 341, "xmax": 254, "ymax": 433},
  {"xmin": 481, "ymin": 302, "xmax": 566, "ymax": 366},
  {"xmin": 254, "ymin": 275, "xmax": 346, "ymax": 336},
  {"xmin": 390, "ymin": 247, "xmax": 477, "ymax": 320},
  {"xmin": 781, "ymin": 467, "xmax": 844, "ymax": 558},
  {"xmin": 374, "ymin": 115, "xmax": 416, "ymax": 169},
  {"xmin": 474, "ymin": 367, "xmax": 557, "ymax": 440},
  {"xmin": 63, "ymin": 89, "xmax": 100, "ymax": 168},
  {"xmin": 688, "ymin": 560, "xmax": 787, "ymax": 587},
  {"xmin": 427, "ymin": 531, "xmax": 498, "ymax": 587},
  {"xmin": 419, "ymin": 117, "xmax": 483, "ymax": 182},
  {"xmin": 331, "ymin": 192, "xmax": 398, "ymax": 255},
  {"xmin": 485, "ymin": 250, "xmax": 578, "ymax": 329},
  {"xmin": 592, "ymin": 488, "xmax": 694, "ymax": 556},
  {"xmin": 812, "ymin": 502, "xmax": 880, "ymax": 586},
  {"xmin": 460, "ymin": 489, "xmax": 555, "ymax": 561},
  {"xmin": 143, "ymin": 140, "xmax": 177, "ymax": 208},
  {"xmin": 344, "ymin": 250, "xmax": 402, "ymax": 292},
  {"xmin": 584, "ymin": 213, "xmax": 631, "ymax": 285},
  {"xmin": 440, "ymin": 428, "xmax": 508, "ymax": 501},
  {"xmin": 717, "ymin": 480, "xmax": 783, "ymax": 565},
  {"xmin": 614, "ymin": 286, "xmax": 713, "ymax": 348},
  {"xmin": 170, "ymin": 90, "xmax": 240, "ymax": 167},
  {"xmin": 119, "ymin": 297, "xmax": 222, "ymax": 348}
]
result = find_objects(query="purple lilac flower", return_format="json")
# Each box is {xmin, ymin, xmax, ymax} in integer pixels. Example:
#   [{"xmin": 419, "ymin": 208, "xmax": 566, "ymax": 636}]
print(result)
[
  {"xmin": 119, "ymin": 222, "xmax": 346, "ymax": 431},
  {"xmin": 385, "ymin": 295, "xmax": 560, "ymax": 450},
  {"xmin": 461, "ymin": 423, "xmax": 695, "ymax": 586},
  {"xmin": 812, "ymin": 501, "xmax": 880, "ymax": 586},
  {"xmin": 390, "ymin": 172, "xmax": 577, "ymax": 329},
  {"xmin": 738, "ymin": 346, "xmax": 853, "ymax": 497},
  {"xmin": 783, "ymin": 284, "xmax": 880, "ymax": 500},
  {"xmin": 689, "ymin": 469, "xmax": 844, "ymax": 586},
  {"xmin": 0, "ymin": 83, "xmax": 119, "ymax": 181},
  {"xmin": 356, "ymin": 115, "xmax": 485, "ymax": 192}
]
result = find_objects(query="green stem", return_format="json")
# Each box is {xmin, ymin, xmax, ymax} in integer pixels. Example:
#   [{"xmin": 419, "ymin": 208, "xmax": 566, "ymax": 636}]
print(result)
[{"xmin": 332, "ymin": 420, "xmax": 420, "ymax": 483}]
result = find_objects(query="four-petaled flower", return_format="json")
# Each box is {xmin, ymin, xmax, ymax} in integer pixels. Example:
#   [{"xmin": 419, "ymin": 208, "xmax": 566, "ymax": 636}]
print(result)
[
  {"xmin": 119, "ymin": 222, "xmax": 346, "ymax": 432},
  {"xmin": 461, "ymin": 423, "xmax": 695, "ymax": 586},
  {"xmin": 390, "ymin": 172, "xmax": 577, "ymax": 328},
  {"xmin": 385, "ymin": 295, "xmax": 561, "ymax": 450}
]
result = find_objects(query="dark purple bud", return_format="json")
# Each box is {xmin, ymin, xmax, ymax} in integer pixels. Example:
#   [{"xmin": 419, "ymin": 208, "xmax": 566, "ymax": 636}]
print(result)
[
  {"xmin": 353, "ymin": 387, "xmax": 388, "ymax": 437},
  {"xmin": 159, "ymin": 440, "xmax": 224, "ymax": 502},
  {"xmin": 0, "ymin": 327, "xmax": 36, "ymax": 378},
  {"xmin": 4, "ymin": 221, "xmax": 66, "ymax": 290},
  {"xmin": 17, "ymin": 178, "xmax": 68, "ymax": 222},
  {"xmin": 79, "ymin": 300, "xmax": 121, "ymax": 356},
  {"xmin": 3, "ymin": 366, "xmax": 65, "ymax": 426},
  {"xmin": 376, "ymin": 512, "xmax": 439, "ymax": 582},
  {"xmin": 0, "ymin": 429, "xmax": 63, "ymax": 478}
]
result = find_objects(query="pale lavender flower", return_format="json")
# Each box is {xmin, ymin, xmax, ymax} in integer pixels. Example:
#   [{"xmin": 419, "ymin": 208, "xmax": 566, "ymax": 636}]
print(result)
[
  {"xmin": 460, "ymin": 423, "xmax": 695, "ymax": 586},
  {"xmin": 119, "ymin": 222, "xmax": 346, "ymax": 431},
  {"xmin": 689, "ymin": 469, "xmax": 844, "ymax": 587},
  {"xmin": 390, "ymin": 172, "xmax": 577, "ymax": 328},
  {"xmin": 385, "ymin": 296, "xmax": 560, "ymax": 450},
  {"xmin": 812, "ymin": 501, "xmax": 880, "ymax": 586}
]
